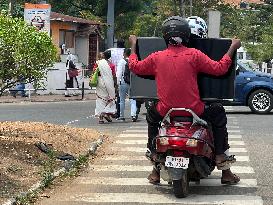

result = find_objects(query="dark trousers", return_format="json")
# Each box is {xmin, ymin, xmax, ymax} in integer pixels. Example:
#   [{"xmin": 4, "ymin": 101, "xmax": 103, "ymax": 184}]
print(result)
[
  {"xmin": 66, "ymin": 77, "xmax": 79, "ymax": 88},
  {"xmin": 136, "ymin": 99, "xmax": 143, "ymax": 115},
  {"xmin": 146, "ymin": 102, "xmax": 229, "ymax": 155},
  {"xmin": 116, "ymin": 96, "xmax": 120, "ymax": 118}
]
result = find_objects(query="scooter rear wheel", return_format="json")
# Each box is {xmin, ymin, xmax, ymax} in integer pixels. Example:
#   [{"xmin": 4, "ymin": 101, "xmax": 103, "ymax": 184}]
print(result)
[{"xmin": 173, "ymin": 171, "xmax": 189, "ymax": 198}]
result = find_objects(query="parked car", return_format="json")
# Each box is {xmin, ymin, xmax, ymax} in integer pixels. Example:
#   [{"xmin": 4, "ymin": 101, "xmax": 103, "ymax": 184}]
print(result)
[{"xmin": 232, "ymin": 61, "xmax": 273, "ymax": 114}]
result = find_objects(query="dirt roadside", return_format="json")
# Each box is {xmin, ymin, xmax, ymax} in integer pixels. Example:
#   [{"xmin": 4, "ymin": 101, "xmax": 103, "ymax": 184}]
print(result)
[{"xmin": 0, "ymin": 121, "xmax": 102, "ymax": 204}]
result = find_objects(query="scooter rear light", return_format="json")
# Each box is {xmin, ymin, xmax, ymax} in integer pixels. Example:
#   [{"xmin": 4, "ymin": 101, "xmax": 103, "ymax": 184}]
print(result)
[{"xmin": 167, "ymin": 138, "xmax": 187, "ymax": 147}]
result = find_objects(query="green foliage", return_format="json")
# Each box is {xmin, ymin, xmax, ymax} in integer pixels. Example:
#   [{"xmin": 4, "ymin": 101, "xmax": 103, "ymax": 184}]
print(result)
[
  {"xmin": 220, "ymin": 3, "xmax": 273, "ymax": 62},
  {"xmin": 0, "ymin": 14, "xmax": 57, "ymax": 96},
  {"xmin": 2, "ymin": 0, "xmax": 273, "ymax": 63}
]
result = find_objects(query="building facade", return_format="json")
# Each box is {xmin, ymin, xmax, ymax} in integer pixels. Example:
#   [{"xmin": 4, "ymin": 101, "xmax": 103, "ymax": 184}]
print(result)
[{"xmin": 38, "ymin": 12, "xmax": 104, "ymax": 95}]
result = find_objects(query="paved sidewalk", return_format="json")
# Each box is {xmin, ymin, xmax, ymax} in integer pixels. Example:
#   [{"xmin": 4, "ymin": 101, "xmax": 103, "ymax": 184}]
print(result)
[{"xmin": 0, "ymin": 93, "xmax": 97, "ymax": 103}]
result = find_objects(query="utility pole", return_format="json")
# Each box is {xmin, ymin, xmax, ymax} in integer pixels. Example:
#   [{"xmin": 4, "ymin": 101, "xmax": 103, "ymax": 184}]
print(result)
[{"xmin": 107, "ymin": 0, "xmax": 115, "ymax": 48}]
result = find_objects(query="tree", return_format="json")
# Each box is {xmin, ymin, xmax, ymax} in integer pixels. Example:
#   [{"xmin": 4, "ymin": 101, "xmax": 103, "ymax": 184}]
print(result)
[
  {"xmin": 220, "ymin": 3, "xmax": 273, "ymax": 63},
  {"xmin": 0, "ymin": 14, "xmax": 57, "ymax": 96}
]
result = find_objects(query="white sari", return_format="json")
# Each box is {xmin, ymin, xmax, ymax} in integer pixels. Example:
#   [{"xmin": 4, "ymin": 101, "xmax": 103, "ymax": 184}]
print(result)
[{"xmin": 95, "ymin": 59, "xmax": 116, "ymax": 116}]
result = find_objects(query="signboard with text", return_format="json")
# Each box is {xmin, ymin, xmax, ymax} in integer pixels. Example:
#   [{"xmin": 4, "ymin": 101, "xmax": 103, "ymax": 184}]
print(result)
[{"xmin": 24, "ymin": 3, "xmax": 51, "ymax": 35}]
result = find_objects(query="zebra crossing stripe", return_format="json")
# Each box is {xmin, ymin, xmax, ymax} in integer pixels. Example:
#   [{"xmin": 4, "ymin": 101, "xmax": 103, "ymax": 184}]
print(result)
[
  {"xmin": 229, "ymin": 134, "xmax": 242, "ymax": 139},
  {"xmin": 65, "ymin": 193, "xmax": 263, "ymax": 204},
  {"xmin": 102, "ymin": 155, "xmax": 249, "ymax": 162},
  {"xmin": 114, "ymin": 140, "xmax": 245, "ymax": 146},
  {"xmin": 90, "ymin": 165, "xmax": 254, "ymax": 174},
  {"xmin": 130, "ymin": 125, "xmax": 240, "ymax": 129},
  {"xmin": 116, "ymin": 134, "xmax": 243, "ymax": 139},
  {"xmin": 77, "ymin": 177, "xmax": 257, "ymax": 187},
  {"xmin": 110, "ymin": 147, "xmax": 247, "ymax": 153},
  {"xmin": 117, "ymin": 133, "xmax": 147, "ymax": 138},
  {"xmin": 124, "ymin": 129, "xmax": 241, "ymax": 133},
  {"xmin": 228, "ymin": 130, "xmax": 241, "ymax": 133}
]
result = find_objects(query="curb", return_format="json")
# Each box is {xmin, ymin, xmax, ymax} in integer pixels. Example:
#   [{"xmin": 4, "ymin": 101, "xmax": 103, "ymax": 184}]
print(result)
[
  {"xmin": 0, "ymin": 97, "xmax": 97, "ymax": 104},
  {"xmin": 2, "ymin": 135, "xmax": 105, "ymax": 205}
]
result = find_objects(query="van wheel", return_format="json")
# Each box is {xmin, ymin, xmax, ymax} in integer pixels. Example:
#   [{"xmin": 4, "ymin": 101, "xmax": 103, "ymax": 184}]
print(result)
[
  {"xmin": 173, "ymin": 171, "xmax": 189, "ymax": 198},
  {"xmin": 248, "ymin": 89, "xmax": 273, "ymax": 114}
]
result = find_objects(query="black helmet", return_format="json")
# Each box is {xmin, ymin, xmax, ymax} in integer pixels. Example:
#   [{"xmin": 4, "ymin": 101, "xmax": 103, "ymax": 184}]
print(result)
[
  {"xmin": 103, "ymin": 49, "xmax": 111, "ymax": 60},
  {"xmin": 162, "ymin": 16, "xmax": 191, "ymax": 44}
]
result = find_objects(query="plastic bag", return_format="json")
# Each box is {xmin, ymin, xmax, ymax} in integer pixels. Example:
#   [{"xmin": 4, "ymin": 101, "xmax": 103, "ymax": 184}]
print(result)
[{"xmin": 89, "ymin": 68, "xmax": 99, "ymax": 87}]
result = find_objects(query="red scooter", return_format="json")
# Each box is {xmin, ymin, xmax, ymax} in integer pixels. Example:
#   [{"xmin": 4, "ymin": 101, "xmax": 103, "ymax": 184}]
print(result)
[{"xmin": 154, "ymin": 108, "xmax": 215, "ymax": 198}]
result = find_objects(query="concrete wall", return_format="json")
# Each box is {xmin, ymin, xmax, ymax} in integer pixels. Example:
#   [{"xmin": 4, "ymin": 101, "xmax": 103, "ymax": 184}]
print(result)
[{"xmin": 28, "ymin": 62, "xmax": 92, "ymax": 95}]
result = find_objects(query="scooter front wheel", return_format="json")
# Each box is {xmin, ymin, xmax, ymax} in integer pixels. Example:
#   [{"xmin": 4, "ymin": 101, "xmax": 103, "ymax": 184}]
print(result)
[{"xmin": 173, "ymin": 170, "xmax": 189, "ymax": 198}]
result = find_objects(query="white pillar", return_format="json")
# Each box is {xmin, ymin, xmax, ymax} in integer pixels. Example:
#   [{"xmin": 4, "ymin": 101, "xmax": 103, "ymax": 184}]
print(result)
[{"xmin": 208, "ymin": 10, "xmax": 221, "ymax": 38}]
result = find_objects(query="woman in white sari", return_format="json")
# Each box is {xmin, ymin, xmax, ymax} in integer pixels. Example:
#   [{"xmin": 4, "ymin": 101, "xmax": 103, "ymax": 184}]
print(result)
[{"xmin": 95, "ymin": 54, "xmax": 116, "ymax": 124}]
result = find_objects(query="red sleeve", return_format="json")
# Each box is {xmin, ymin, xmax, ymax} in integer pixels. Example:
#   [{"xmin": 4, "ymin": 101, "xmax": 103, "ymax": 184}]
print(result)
[
  {"xmin": 110, "ymin": 64, "xmax": 116, "ymax": 77},
  {"xmin": 93, "ymin": 63, "xmax": 98, "ymax": 71},
  {"xmin": 195, "ymin": 50, "xmax": 232, "ymax": 76},
  {"xmin": 129, "ymin": 53, "xmax": 156, "ymax": 75}
]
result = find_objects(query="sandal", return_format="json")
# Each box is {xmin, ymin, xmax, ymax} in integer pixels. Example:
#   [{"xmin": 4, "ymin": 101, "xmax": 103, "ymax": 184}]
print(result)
[
  {"xmin": 145, "ymin": 151, "xmax": 157, "ymax": 162},
  {"xmin": 216, "ymin": 154, "xmax": 236, "ymax": 168},
  {"xmin": 147, "ymin": 168, "xmax": 160, "ymax": 185},
  {"xmin": 221, "ymin": 173, "xmax": 240, "ymax": 185},
  {"xmin": 103, "ymin": 114, "xmax": 112, "ymax": 122}
]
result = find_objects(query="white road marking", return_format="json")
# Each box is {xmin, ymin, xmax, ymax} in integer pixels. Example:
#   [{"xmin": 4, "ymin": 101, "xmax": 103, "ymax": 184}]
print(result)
[
  {"xmin": 228, "ymin": 130, "xmax": 241, "ymax": 133},
  {"xmin": 229, "ymin": 121, "xmax": 238, "ymax": 125},
  {"xmin": 103, "ymin": 155, "xmax": 148, "ymax": 161},
  {"xmin": 90, "ymin": 165, "xmax": 254, "ymax": 174},
  {"xmin": 228, "ymin": 141, "xmax": 245, "ymax": 146},
  {"xmin": 66, "ymin": 193, "xmax": 263, "ymax": 204},
  {"xmin": 230, "ymin": 148, "xmax": 247, "ymax": 153},
  {"xmin": 123, "ymin": 130, "xmax": 147, "ymax": 133},
  {"xmin": 77, "ymin": 177, "xmax": 257, "ymax": 187},
  {"xmin": 123, "ymin": 129, "xmax": 242, "ymax": 133},
  {"xmin": 122, "ymin": 129, "xmax": 241, "ymax": 134},
  {"xmin": 227, "ymin": 125, "xmax": 240, "ymax": 129},
  {"xmin": 111, "ymin": 147, "xmax": 247, "ymax": 153},
  {"xmin": 114, "ymin": 140, "xmax": 245, "ymax": 146},
  {"xmin": 130, "ymin": 125, "xmax": 240, "ymax": 129},
  {"xmin": 229, "ymin": 134, "xmax": 242, "ymax": 139},
  {"xmin": 102, "ymin": 155, "xmax": 249, "ymax": 162},
  {"xmin": 117, "ymin": 134, "xmax": 242, "ymax": 139},
  {"xmin": 117, "ymin": 133, "xmax": 147, "ymax": 138}
]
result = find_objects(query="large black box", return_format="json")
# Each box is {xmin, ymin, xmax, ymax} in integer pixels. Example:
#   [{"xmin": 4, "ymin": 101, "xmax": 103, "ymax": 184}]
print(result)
[{"xmin": 130, "ymin": 37, "xmax": 236, "ymax": 101}]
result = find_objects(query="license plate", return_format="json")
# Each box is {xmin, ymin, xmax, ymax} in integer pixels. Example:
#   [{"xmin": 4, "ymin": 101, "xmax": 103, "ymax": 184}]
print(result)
[{"xmin": 165, "ymin": 156, "xmax": 189, "ymax": 169}]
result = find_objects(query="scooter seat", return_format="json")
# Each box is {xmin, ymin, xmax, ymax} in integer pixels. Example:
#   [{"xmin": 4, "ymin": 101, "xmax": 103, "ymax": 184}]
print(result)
[{"xmin": 171, "ymin": 116, "xmax": 193, "ymax": 122}]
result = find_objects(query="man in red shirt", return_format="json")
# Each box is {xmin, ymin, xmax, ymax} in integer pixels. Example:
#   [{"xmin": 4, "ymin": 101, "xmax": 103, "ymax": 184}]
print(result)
[{"xmin": 129, "ymin": 16, "xmax": 241, "ymax": 185}]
